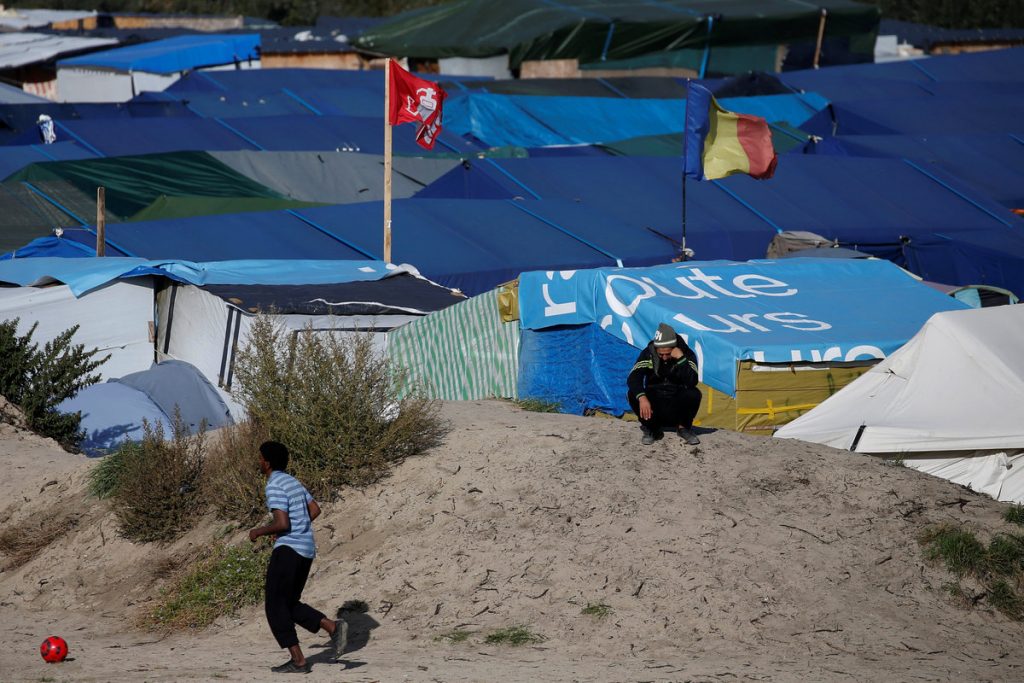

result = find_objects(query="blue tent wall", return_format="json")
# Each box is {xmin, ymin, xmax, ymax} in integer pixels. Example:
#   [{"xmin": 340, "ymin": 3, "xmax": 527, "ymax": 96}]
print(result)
[{"xmin": 518, "ymin": 324, "xmax": 636, "ymax": 416}]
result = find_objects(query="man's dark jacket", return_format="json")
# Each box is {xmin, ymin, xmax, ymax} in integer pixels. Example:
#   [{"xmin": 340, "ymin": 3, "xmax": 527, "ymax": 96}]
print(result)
[{"xmin": 626, "ymin": 334, "xmax": 699, "ymax": 403}]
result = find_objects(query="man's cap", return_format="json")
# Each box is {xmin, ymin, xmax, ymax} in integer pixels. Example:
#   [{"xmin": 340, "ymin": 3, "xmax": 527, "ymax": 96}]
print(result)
[{"xmin": 653, "ymin": 322, "xmax": 677, "ymax": 348}]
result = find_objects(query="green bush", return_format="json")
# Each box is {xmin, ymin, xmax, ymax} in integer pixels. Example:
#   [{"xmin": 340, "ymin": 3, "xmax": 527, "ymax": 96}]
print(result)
[
  {"xmin": 202, "ymin": 419, "xmax": 270, "ymax": 524},
  {"xmin": 0, "ymin": 319, "xmax": 107, "ymax": 450},
  {"xmin": 88, "ymin": 441, "xmax": 138, "ymax": 499},
  {"xmin": 149, "ymin": 544, "xmax": 270, "ymax": 630},
  {"xmin": 232, "ymin": 315, "xmax": 447, "ymax": 499},
  {"xmin": 111, "ymin": 416, "xmax": 206, "ymax": 543}
]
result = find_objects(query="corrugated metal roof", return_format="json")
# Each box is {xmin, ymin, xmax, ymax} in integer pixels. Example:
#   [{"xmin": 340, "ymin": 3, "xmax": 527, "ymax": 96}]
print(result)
[
  {"xmin": 0, "ymin": 32, "xmax": 119, "ymax": 70},
  {"xmin": 0, "ymin": 9, "xmax": 96, "ymax": 30}
]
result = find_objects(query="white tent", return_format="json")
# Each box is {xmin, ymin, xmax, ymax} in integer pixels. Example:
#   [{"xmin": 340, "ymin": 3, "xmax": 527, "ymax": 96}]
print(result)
[
  {"xmin": 0, "ymin": 279, "xmax": 155, "ymax": 380},
  {"xmin": 775, "ymin": 304, "xmax": 1024, "ymax": 502}
]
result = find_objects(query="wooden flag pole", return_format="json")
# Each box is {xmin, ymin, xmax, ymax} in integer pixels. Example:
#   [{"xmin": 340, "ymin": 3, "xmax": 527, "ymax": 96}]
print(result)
[
  {"xmin": 813, "ymin": 8, "xmax": 828, "ymax": 69},
  {"xmin": 383, "ymin": 59, "xmax": 393, "ymax": 264},
  {"xmin": 96, "ymin": 186, "xmax": 106, "ymax": 257}
]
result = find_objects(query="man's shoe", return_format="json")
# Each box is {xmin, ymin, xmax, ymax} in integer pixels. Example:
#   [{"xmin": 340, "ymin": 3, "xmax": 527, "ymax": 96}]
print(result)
[
  {"xmin": 641, "ymin": 428, "xmax": 655, "ymax": 446},
  {"xmin": 677, "ymin": 427, "xmax": 700, "ymax": 445},
  {"xmin": 271, "ymin": 660, "xmax": 311, "ymax": 674},
  {"xmin": 330, "ymin": 618, "xmax": 348, "ymax": 660}
]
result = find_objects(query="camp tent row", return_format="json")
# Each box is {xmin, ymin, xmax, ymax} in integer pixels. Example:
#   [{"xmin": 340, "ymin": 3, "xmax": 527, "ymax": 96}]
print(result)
[{"xmin": 0, "ymin": 257, "xmax": 462, "ymax": 454}]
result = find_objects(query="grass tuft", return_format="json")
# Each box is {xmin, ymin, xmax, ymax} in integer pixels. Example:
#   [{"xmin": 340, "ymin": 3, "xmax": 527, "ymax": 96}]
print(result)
[
  {"xmin": 148, "ymin": 544, "xmax": 270, "ymax": 630},
  {"xmin": 512, "ymin": 398, "xmax": 561, "ymax": 413},
  {"xmin": 581, "ymin": 602, "xmax": 613, "ymax": 618},
  {"xmin": 920, "ymin": 524, "xmax": 986, "ymax": 577},
  {"xmin": 1004, "ymin": 504, "xmax": 1024, "ymax": 526},
  {"xmin": 434, "ymin": 629, "xmax": 472, "ymax": 644},
  {"xmin": 0, "ymin": 509, "xmax": 78, "ymax": 570},
  {"xmin": 922, "ymin": 524, "xmax": 1024, "ymax": 621},
  {"xmin": 87, "ymin": 442, "xmax": 136, "ymax": 499},
  {"xmin": 484, "ymin": 625, "xmax": 545, "ymax": 646}
]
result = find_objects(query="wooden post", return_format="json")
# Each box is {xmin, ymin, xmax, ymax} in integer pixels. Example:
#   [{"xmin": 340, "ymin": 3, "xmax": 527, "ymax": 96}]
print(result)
[
  {"xmin": 813, "ymin": 8, "xmax": 828, "ymax": 70},
  {"xmin": 383, "ymin": 59, "xmax": 393, "ymax": 264},
  {"xmin": 96, "ymin": 186, "xmax": 106, "ymax": 257}
]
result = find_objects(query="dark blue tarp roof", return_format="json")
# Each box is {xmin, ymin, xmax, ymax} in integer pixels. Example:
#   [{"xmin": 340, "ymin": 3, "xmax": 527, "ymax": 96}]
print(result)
[
  {"xmin": 416, "ymin": 154, "xmax": 1024, "ymax": 294},
  {"xmin": 803, "ymin": 133, "xmax": 1024, "ymax": 209},
  {"xmin": 59, "ymin": 34, "xmax": 261, "ymax": 73},
  {"xmin": 801, "ymin": 94, "xmax": 1024, "ymax": 137},
  {"xmin": 14, "ymin": 152, "xmax": 1024, "ymax": 297},
  {"xmin": 11, "ymin": 114, "xmax": 479, "ymax": 157},
  {"xmin": 780, "ymin": 47, "xmax": 1024, "ymax": 100},
  {"xmin": 0, "ymin": 141, "xmax": 95, "ymax": 180}
]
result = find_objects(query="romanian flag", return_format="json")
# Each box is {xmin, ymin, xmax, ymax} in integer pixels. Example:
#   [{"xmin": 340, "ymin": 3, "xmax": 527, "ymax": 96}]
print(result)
[{"xmin": 683, "ymin": 82, "xmax": 777, "ymax": 181}]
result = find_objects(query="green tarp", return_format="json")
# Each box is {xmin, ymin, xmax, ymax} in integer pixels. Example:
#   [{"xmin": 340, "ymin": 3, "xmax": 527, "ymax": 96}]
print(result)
[
  {"xmin": 6, "ymin": 151, "xmax": 285, "ymax": 220},
  {"xmin": 129, "ymin": 195, "xmax": 323, "ymax": 222},
  {"xmin": 357, "ymin": 0, "xmax": 880, "ymax": 70},
  {"xmin": 389, "ymin": 288, "xmax": 520, "ymax": 401}
]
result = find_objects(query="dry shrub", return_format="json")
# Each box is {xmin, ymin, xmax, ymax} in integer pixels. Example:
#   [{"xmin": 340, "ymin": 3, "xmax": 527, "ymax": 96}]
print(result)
[
  {"xmin": 202, "ymin": 419, "xmax": 269, "ymax": 524},
  {"xmin": 0, "ymin": 509, "xmax": 79, "ymax": 570},
  {"xmin": 113, "ymin": 416, "xmax": 205, "ymax": 543},
  {"xmin": 233, "ymin": 315, "xmax": 448, "ymax": 499}
]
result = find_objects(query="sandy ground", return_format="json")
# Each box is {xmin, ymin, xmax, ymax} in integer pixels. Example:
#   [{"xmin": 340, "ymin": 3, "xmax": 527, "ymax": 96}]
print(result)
[{"xmin": 2, "ymin": 400, "xmax": 1023, "ymax": 682}]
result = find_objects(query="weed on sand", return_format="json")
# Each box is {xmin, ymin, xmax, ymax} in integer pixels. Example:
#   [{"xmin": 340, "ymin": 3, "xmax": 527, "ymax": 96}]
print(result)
[
  {"xmin": 149, "ymin": 544, "xmax": 270, "ymax": 630},
  {"xmin": 0, "ymin": 509, "xmax": 78, "ymax": 570},
  {"xmin": 434, "ymin": 629, "xmax": 472, "ymax": 644},
  {"xmin": 921, "ymin": 524, "xmax": 1024, "ymax": 620},
  {"xmin": 581, "ymin": 603, "xmax": 613, "ymax": 618},
  {"xmin": 484, "ymin": 626, "xmax": 545, "ymax": 646},
  {"xmin": 1004, "ymin": 504, "xmax": 1024, "ymax": 526}
]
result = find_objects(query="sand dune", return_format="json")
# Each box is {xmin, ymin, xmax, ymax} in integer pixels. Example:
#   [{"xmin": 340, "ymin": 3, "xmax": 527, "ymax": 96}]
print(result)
[{"xmin": 1, "ymin": 400, "xmax": 1022, "ymax": 682}]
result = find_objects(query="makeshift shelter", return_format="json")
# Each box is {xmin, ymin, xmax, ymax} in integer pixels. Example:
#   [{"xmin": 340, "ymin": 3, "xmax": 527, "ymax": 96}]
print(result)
[
  {"xmin": 388, "ymin": 287, "xmax": 519, "ymax": 400},
  {"xmin": 516, "ymin": 258, "xmax": 968, "ymax": 432},
  {"xmin": 58, "ymin": 359, "xmax": 234, "ymax": 456},
  {"xmin": 156, "ymin": 267, "xmax": 462, "ymax": 394},
  {"xmin": 775, "ymin": 305, "xmax": 1024, "ymax": 503},
  {"xmin": 56, "ymin": 34, "xmax": 261, "ymax": 102},
  {"xmin": 0, "ymin": 277, "xmax": 154, "ymax": 380}
]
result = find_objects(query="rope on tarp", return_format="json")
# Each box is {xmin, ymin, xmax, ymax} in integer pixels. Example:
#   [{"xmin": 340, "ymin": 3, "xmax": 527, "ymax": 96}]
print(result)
[
  {"xmin": 506, "ymin": 200, "xmax": 623, "ymax": 267},
  {"xmin": 212, "ymin": 117, "xmax": 265, "ymax": 150},
  {"xmin": 285, "ymin": 209, "xmax": 378, "ymax": 259},
  {"xmin": 282, "ymin": 88, "xmax": 323, "ymax": 116},
  {"xmin": 484, "ymin": 158, "xmax": 541, "ymax": 199},
  {"xmin": 709, "ymin": 179, "xmax": 784, "ymax": 233},
  {"xmin": 902, "ymin": 158, "xmax": 1014, "ymax": 229},
  {"xmin": 53, "ymin": 122, "xmax": 104, "ymax": 157}
]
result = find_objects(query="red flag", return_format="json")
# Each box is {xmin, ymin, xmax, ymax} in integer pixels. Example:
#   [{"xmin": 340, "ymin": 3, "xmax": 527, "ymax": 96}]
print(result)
[{"xmin": 388, "ymin": 59, "xmax": 447, "ymax": 151}]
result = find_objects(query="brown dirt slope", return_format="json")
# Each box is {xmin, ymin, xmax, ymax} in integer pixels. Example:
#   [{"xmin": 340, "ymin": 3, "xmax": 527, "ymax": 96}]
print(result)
[{"xmin": 1, "ymin": 399, "xmax": 1022, "ymax": 682}]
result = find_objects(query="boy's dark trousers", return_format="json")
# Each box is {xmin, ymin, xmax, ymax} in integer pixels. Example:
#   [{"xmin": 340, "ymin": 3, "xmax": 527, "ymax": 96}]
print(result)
[{"xmin": 265, "ymin": 545, "xmax": 327, "ymax": 648}]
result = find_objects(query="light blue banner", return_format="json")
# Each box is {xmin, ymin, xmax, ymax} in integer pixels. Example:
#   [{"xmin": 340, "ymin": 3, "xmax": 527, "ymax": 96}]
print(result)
[
  {"xmin": 0, "ymin": 257, "xmax": 409, "ymax": 297},
  {"xmin": 519, "ymin": 259, "xmax": 968, "ymax": 396}
]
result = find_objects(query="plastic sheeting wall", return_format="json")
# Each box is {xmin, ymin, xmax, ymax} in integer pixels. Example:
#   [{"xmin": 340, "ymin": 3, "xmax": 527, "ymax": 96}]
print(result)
[
  {"xmin": 155, "ymin": 282, "xmax": 418, "ymax": 405},
  {"xmin": 389, "ymin": 288, "xmax": 520, "ymax": 401},
  {"xmin": 0, "ymin": 278, "xmax": 154, "ymax": 379}
]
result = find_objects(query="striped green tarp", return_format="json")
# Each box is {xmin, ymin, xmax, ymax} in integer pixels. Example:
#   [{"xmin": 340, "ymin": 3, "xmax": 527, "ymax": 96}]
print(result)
[{"xmin": 388, "ymin": 288, "xmax": 519, "ymax": 400}]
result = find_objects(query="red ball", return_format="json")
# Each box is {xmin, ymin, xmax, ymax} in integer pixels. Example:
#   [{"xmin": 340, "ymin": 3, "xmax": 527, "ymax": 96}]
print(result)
[{"xmin": 40, "ymin": 636, "xmax": 68, "ymax": 663}]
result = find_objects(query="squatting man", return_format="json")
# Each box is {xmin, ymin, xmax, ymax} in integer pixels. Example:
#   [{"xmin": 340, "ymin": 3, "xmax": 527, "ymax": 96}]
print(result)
[{"xmin": 627, "ymin": 322, "xmax": 702, "ymax": 446}]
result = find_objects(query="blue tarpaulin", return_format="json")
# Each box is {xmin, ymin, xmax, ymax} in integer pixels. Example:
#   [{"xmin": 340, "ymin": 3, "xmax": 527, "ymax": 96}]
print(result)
[
  {"xmin": 801, "ymin": 94, "xmax": 1024, "ymax": 137},
  {"xmin": 803, "ymin": 133, "xmax": 1024, "ymax": 209},
  {"xmin": 0, "ymin": 256, "xmax": 409, "ymax": 296},
  {"xmin": 416, "ymin": 154, "xmax": 1024, "ymax": 295},
  {"xmin": 0, "ymin": 142, "xmax": 96, "ymax": 180},
  {"xmin": 444, "ymin": 92, "xmax": 828, "ymax": 148},
  {"xmin": 59, "ymin": 34, "xmax": 261, "ymax": 74},
  {"xmin": 518, "ymin": 258, "xmax": 968, "ymax": 397}
]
